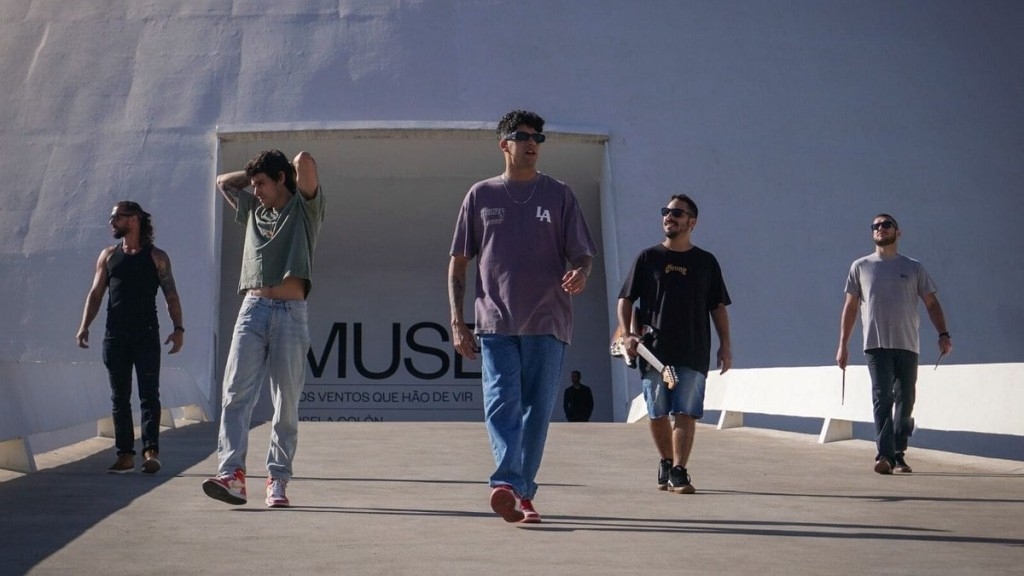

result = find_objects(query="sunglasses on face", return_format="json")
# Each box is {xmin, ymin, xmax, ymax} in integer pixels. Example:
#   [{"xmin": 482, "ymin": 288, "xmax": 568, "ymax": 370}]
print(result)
[
  {"xmin": 109, "ymin": 213, "xmax": 133, "ymax": 222},
  {"xmin": 502, "ymin": 131, "xmax": 546, "ymax": 144},
  {"xmin": 661, "ymin": 207, "xmax": 694, "ymax": 218},
  {"xmin": 871, "ymin": 220, "xmax": 896, "ymax": 231}
]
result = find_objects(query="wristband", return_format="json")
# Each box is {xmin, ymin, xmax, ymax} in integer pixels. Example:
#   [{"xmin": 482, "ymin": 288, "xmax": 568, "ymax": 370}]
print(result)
[
  {"xmin": 174, "ymin": 326, "xmax": 185, "ymax": 333},
  {"xmin": 938, "ymin": 332, "xmax": 950, "ymax": 339}
]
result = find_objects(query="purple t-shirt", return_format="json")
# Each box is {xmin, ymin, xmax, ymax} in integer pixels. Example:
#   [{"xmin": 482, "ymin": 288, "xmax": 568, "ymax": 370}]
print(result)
[{"xmin": 450, "ymin": 173, "xmax": 597, "ymax": 344}]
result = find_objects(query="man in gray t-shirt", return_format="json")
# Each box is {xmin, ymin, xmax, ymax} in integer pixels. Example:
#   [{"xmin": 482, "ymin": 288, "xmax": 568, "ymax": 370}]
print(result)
[
  {"xmin": 448, "ymin": 110, "xmax": 596, "ymax": 524},
  {"xmin": 836, "ymin": 213, "xmax": 952, "ymax": 475}
]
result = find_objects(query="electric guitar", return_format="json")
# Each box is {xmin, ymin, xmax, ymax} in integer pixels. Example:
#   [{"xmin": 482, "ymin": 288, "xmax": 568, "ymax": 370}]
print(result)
[{"xmin": 610, "ymin": 325, "xmax": 678, "ymax": 389}]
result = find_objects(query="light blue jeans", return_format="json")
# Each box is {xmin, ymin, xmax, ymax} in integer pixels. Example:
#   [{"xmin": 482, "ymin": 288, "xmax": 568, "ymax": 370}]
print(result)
[
  {"xmin": 479, "ymin": 334, "xmax": 566, "ymax": 500},
  {"xmin": 217, "ymin": 295, "xmax": 310, "ymax": 481}
]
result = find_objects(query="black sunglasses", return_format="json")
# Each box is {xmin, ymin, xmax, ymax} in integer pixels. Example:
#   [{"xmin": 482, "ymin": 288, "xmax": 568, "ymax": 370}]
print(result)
[
  {"xmin": 661, "ymin": 207, "xmax": 694, "ymax": 218},
  {"xmin": 503, "ymin": 131, "xmax": 546, "ymax": 144},
  {"xmin": 871, "ymin": 220, "xmax": 896, "ymax": 231},
  {"xmin": 109, "ymin": 212, "xmax": 133, "ymax": 222}
]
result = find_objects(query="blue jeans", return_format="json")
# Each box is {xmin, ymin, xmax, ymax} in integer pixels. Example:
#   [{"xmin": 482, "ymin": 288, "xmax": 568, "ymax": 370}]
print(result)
[
  {"xmin": 217, "ymin": 295, "xmax": 310, "ymax": 481},
  {"xmin": 103, "ymin": 326, "xmax": 162, "ymax": 455},
  {"xmin": 479, "ymin": 334, "xmax": 566, "ymax": 500},
  {"xmin": 866, "ymin": 348, "xmax": 918, "ymax": 463}
]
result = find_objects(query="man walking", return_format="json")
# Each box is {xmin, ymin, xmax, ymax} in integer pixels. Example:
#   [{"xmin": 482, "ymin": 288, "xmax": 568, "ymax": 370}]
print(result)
[
  {"xmin": 77, "ymin": 201, "xmax": 184, "ymax": 474},
  {"xmin": 448, "ymin": 109, "xmax": 597, "ymax": 523},
  {"xmin": 836, "ymin": 213, "xmax": 952, "ymax": 474},
  {"xmin": 617, "ymin": 194, "xmax": 731, "ymax": 494}
]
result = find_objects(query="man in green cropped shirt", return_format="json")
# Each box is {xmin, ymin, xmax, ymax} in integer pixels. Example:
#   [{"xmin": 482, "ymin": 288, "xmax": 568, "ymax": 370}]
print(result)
[{"xmin": 203, "ymin": 150, "xmax": 325, "ymax": 508}]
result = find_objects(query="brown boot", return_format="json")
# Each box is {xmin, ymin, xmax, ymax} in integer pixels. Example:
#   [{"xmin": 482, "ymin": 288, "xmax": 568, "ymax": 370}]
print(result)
[
  {"xmin": 107, "ymin": 453, "xmax": 134, "ymax": 474},
  {"xmin": 141, "ymin": 449, "xmax": 161, "ymax": 474}
]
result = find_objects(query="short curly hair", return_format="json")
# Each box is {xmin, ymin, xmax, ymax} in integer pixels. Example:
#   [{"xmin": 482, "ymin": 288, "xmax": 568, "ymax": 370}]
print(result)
[
  {"xmin": 245, "ymin": 149, "xmax": 297, "ymax": 194},
  {"xmin": 497, "ymin": 110, "xmax": 544, "ymax": 138}
]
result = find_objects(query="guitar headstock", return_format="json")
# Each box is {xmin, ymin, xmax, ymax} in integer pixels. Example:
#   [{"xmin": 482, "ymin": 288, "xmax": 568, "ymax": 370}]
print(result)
[{"xmin": 662, "ymin": 366, "xmax": 678, "ymax": 390}]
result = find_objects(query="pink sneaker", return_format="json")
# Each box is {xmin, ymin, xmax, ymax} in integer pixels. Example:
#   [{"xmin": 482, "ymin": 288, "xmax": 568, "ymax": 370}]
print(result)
[
  {"xmin": 202, "ymin": 468, "xmax": 247, "ymax": 505},
  {"xmin": 519, "ymin": 498, "xmax": 541, "ymax": 523},
  {"xmin": 489, "ymin": 486, "xmax": 524, "ymax": 523},
  {"xmin": 265, "ymin": 477, "xmax": 290, "ymax": 508}
]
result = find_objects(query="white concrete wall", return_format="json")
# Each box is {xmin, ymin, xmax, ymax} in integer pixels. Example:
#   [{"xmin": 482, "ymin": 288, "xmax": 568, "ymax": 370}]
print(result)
[{"xmin": 1, "ymin": 2, "xmax": 1022, "ymax": 440}]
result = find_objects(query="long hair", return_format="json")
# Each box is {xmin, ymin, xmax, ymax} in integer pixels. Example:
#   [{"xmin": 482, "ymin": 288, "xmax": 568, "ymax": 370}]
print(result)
[{"xmin": 116, "ymin": 201, "xmax": 154, "ymax": 244}]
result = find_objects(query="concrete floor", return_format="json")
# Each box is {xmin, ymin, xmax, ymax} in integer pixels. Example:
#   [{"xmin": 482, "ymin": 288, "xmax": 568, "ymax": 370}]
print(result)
[{"xmin": 0, "ymin": 420, "xmax": 1021, "ymax": 575}]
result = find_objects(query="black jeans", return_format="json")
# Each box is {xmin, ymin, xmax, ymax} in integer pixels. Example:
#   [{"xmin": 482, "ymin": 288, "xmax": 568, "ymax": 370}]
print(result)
[
  {"xmin": 102, "ymin": 327, "xmax": 162, "ymax": 455},
  {"xmin": 866, "ymin": 348, "xmax": 918, "ymax": 463}
]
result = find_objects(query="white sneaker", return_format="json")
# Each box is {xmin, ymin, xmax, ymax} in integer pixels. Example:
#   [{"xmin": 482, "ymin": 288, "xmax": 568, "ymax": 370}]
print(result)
[{"xmin": 265, "ymin": 477, "xmax": 290, "ymax": 508}]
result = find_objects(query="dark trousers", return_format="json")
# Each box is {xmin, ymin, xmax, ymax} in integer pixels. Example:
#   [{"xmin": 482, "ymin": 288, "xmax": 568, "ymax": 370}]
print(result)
[
  {"xmin": 102, "ymin": 327, "xmax": 162, "ymax": 455},
  {"xmin": 866, "ymin": 348, "xmax": 918, "ymax": 463}
]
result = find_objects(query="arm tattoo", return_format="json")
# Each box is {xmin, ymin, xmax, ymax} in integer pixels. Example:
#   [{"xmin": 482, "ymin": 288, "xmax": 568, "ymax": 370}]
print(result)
[
  {"xmin": 154, "ymin": 252, "xmax": 178, "ymax": 296},
  {"xmin": 448, "ymin": 274, "xmax": 465, "ymax": 314}
]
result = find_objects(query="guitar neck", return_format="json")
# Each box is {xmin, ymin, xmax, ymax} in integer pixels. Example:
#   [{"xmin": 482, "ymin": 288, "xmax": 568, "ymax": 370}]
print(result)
[{"xmin": 635, "ymin": 343, "xmax": 665, "ymax": 373}]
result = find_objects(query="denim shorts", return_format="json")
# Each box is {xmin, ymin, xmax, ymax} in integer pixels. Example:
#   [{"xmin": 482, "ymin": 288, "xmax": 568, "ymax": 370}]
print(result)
[{"xmin": 642, "ymin": 365, "xmax": 706, "ymax": 419}]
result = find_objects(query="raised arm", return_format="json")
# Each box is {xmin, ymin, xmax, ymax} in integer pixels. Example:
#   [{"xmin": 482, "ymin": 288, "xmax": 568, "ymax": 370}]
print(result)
[
  {"xmin": 448, "ymin": 254, "xmax": 476, "ymax": 360},
  {"xmin": 294, "ymin": 151, "xmax": 320, "ymax": 200},
  {"xmin": 77, "ymin": 248, "xmax": 112, "ymax": 348},
  {"xmin": 216, "ymin": 170, "xmax": 249, "ymax": 211},
  {"xmin": 152, "ymin": 247, "xmax": 184, "ymax": 354}
]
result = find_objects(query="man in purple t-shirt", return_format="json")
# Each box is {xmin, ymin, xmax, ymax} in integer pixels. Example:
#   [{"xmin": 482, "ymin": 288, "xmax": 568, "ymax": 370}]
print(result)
[{"xmin": 448, "ymin": 109, "xmax": 597, "ymax": 524}]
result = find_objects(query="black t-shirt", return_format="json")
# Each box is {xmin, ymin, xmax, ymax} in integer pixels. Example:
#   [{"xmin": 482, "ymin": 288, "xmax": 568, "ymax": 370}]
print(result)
[{"xmin": 618, "ymin": 244, "xmax": 730, "ymax": 375}]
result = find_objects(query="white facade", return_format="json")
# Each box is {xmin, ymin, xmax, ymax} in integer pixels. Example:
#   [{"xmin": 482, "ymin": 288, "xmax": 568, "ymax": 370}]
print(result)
[{"xmin": 2, "ymin": 2, "xmax": 1022, "ymax": 444}]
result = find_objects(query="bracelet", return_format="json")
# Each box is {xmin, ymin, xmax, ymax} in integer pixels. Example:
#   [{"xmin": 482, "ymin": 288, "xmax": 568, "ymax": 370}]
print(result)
[
  {"xmin": 174, "ymin": 326, "xmax": 185, "ymax": 333},
  {"xmin": 938, "ymin": 332, "xmax": 950, "ymax": 339}
]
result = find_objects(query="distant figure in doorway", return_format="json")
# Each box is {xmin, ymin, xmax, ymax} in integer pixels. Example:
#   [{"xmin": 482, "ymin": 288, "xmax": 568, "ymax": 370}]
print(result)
[
  {"xmin": 563, "ymin": 370, "xmax": 594, "ymax": 422},
  {"xmin": 203, "ymin": 150, "xmax": 324, "ymax": 508},
  {"xmin": 836, "ymin": 213, "xmax": 952, "ymax": 475},
  {"xmin": 448, "ymin": 109, "xmax": 597, "ymax": 524},
  {"xmin": 77, "ymin": 201, "xmax": 184, "ymax": 475}
]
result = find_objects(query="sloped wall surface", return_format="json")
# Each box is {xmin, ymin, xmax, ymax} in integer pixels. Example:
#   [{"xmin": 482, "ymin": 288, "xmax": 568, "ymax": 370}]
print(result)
[{"xmin": 1, "ymin": 1, "xmax": 1022, "ymax": 431}]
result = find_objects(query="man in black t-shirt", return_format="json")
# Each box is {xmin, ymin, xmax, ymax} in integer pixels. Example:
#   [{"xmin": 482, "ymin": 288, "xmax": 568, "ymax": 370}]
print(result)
[{"xmin": 617, "ymin": 194, "xmax": 731, "ymax": 495}]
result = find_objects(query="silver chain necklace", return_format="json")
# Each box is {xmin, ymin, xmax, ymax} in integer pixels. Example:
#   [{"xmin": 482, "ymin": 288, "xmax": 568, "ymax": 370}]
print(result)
[{"xmin": 502, "ymin": 173, "xmax": 541, "ymax": 204}]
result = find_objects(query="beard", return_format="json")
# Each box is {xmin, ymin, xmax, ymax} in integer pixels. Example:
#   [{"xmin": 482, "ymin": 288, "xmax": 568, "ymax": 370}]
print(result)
[
  {"xmin": 112, "ymin": 227, "xmax": 126, "ymax": 239},
  {"xmin": 873, "ymin": 236, "xmax": 896, "ymax": 247}
]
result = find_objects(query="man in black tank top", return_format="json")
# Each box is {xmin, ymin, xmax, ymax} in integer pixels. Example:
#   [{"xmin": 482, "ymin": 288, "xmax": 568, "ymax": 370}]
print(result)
[{"xmin": 77, "ymin": 201, "xmax": 185, "ymax": 475}]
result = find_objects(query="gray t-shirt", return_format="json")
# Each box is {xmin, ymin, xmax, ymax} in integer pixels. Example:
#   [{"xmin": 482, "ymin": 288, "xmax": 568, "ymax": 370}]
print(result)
[
  {"xmin": 844, "ymin": 252, "xmax": 938, "ymax": 354},
  {"xmin": 450, "ymin": 173, "xmax": 597, "ymax": 344},
  {"xmin": 236, "ymin": 187, "xmax": 325, "ymax": 295}
]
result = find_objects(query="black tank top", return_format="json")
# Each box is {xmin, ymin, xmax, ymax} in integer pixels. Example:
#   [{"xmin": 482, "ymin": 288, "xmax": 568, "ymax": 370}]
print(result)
[{"xmin": 105, "ymin": 243, "xmax": 160, "ymax": 333}]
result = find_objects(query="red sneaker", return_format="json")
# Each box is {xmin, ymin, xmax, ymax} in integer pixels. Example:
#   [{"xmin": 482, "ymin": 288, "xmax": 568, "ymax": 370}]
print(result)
[
  {"xmin": 202, "ymin": 468, "xmax": 247, "ymax": 505},
  {"xmin": 489, "ymin": 486, "xmax": 524, "ymax": 523},
  {"xmin": 519, "ymin": 498, "xmax": 541, "ymax": 524}
]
